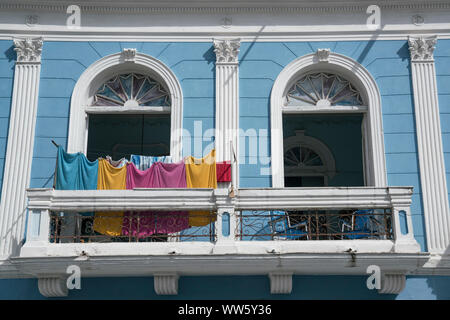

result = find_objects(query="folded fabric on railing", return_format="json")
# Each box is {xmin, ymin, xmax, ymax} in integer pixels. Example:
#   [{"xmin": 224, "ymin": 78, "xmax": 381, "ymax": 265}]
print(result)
[
  {"xmin": 216, "ymin": 161, "xmax": 231, "ymax": 183},
  {"xmin": 93, "ymin": 159, "xmax": 127, "ymax": 236},
  {"xmin": 55, "ymin": 146, "xmax": 98, "ymax": 190},
  {"xmin": 130, "ymin": 154, "xmax": 172, "ymax": 171},
  {"xmin": 122, "ymin": 162, "xmax": 189, "ymax": 237},
  {"xmin": 185, "ymin": 149, "xmax": 217, "ymax": 227}
]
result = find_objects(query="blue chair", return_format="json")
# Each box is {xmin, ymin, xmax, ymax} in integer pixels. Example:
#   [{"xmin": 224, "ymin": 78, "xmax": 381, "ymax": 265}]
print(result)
[
  {"xmin": 340, "ymin": 209, "xmax": 377, "ymax": 239},
  {"xmin": 268, "ymin": 210, "xmax": 309, "ymax": 240}
]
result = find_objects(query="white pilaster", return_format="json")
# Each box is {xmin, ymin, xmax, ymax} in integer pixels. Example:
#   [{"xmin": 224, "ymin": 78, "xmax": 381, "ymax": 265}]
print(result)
[
  {"xmin": 0, "ymin": 37, "xmax": 42, "ymax": 257},
  {"xmin": 213, "ymin": 38, "xmax": 240, "ymax": 188},
  {"xmin": 409, "ymin": 36, "xmax": 450, "ymax": 253}
]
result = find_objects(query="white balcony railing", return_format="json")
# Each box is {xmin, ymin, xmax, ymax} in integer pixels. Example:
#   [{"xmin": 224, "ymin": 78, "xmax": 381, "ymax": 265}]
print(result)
[
  {"xmin": 18, "ymin": 186, "xmax": 428, "ymax": 296},
  {"xmin": 23, "ymin": 186, "xmax": 420, "ymax": 251}
]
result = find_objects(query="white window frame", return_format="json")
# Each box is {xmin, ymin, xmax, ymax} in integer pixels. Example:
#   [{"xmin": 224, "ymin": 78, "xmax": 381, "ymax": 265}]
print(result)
[
  {"xmin": 270, "ymin": 51, "xmax": 387, "ymax": 188},
  {"xmin": 68, "ymin": 51, "xmax": 183, "ymax": 162}
]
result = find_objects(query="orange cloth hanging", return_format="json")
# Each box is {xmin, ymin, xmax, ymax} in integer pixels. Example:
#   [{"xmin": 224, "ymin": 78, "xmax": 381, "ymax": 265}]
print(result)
[
  {"xmin": 93, "ymin": 159, "xmax": 127, "ymax": 236},
  {"xmin": 185, "ymin": 149, "xmax": 217, "ymax": 227}
]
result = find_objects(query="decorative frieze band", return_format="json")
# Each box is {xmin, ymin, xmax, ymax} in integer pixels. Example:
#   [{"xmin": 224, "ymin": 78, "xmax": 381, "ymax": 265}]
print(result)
[{"xmin": 409, "ymin": 35, "xmax": 450, "ymax": 253}]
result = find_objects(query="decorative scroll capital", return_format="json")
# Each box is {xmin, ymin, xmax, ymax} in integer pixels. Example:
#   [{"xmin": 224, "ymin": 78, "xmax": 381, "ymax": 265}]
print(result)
[
  {"xmin": 13, "ymin": 37, "xmax": 43, "ymax": 63},
  {"xmin": 316, "ymin": 48, "xmax": 330, "ymax": 63},
  {"xmin": 408, "ymin": 36, "xmax": 437, "ymax": 62},
  {"xmin": 122, "ymin": 48, "xmax": 137, "ymax": 62},
  {"xmin": 213, "ymin": 39, "xmax": 240, "ymax": 64}
]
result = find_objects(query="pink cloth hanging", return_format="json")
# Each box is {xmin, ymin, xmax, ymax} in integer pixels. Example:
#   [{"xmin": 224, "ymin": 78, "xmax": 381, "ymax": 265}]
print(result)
[{"xmin": 122, "ymin": 162, "xmax": 189, "ymax": 238}]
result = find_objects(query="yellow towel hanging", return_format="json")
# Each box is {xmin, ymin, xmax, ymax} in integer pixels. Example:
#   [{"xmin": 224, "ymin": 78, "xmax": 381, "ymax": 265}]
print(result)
[
  {"xmin": 185, "ymin": 149, "xmax": 217, "ymax": 227},
  {"xmin": 93, "ymin": 159, "xmax": 127, "ymax": 236}
]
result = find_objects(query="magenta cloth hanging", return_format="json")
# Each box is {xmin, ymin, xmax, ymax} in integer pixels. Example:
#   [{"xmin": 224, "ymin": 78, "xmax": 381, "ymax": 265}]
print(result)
[{"xmin": 122, "ymin": 162, "xmax": 189, "ymax": 238}]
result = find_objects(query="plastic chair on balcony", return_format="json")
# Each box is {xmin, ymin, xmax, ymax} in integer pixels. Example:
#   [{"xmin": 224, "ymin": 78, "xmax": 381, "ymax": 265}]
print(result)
[
  {"xmin": 268, "ymin": 210, "xmax": 309, "ymax": 240},
  {"xmin": 340, "ymin": 209, "xmax": 377, "ymax": 239}
]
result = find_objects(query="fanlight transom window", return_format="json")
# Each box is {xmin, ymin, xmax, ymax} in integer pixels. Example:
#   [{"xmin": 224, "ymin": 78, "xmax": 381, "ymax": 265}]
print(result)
[
  {"xmin": 92, "ymin": 73, "xmax": 171, "ymax": 107},
  {"xmin": 286, "ymin": 72, "xmax": 363, "ymax": 107},
  {"xmin": 284, "ymin": 146, "xmax": 323, "ymax": 168}
]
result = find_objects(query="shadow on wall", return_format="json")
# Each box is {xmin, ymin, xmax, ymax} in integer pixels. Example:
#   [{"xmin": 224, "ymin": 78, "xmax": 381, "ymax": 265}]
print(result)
[
  {"xmin": 427, "ymin": 245, "xmax": 450, "ymax": 299},
  {"xmin": 4, "ymin": 44, "xmax": 15, "ymax": 64}
]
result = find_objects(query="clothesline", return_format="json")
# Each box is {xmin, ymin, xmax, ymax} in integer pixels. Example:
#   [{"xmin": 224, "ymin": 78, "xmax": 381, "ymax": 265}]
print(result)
[{"xmin": 53, "ymin": 144, "xmax": 231, "ymax": 237}]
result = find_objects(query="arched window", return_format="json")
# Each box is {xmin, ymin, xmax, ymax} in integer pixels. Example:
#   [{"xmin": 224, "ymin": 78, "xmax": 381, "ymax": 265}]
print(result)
[
  {"xmin": 270, "ymin": 51, "xmax": 386, "ymax": 188},
  {"xmin": 68, "ymin": 51, "xmax": 183, "ymax": 162},
  {"xmin": 283, "ymin": 130, "xmax": 336, "ymax": 187},
  {"xmin": 87, "ymin": 72, "xmax": 172, "ymax": 160}
]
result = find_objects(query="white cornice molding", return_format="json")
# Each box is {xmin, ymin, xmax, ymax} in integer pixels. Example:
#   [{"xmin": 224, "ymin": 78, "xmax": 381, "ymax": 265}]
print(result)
[
  {"xmin": 13, "ymin": 37, "xmax": 43, "ymax": 63},
  {"xmin": 408, "ymin": 36, "xmax": 437, "ymax": 62},
  {"xmin": 1, "ymin": 1, "xmax": 450, "ymax": 14}
]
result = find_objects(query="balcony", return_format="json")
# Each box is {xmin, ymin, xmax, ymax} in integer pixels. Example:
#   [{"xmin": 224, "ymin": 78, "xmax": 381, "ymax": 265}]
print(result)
[{"xmin": 15, "ymin": 186, "xmax": 428, "ymax": 296}]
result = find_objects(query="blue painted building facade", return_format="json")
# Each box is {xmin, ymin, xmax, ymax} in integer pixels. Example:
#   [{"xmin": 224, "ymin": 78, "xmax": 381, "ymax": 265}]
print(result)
[
  {"xmin": 0, "ymin": 38, "xmax": 448, "ymax": 299},
  {"xmin": 1, "ymin": 0, "xmax": 450, "ymax": 300}
]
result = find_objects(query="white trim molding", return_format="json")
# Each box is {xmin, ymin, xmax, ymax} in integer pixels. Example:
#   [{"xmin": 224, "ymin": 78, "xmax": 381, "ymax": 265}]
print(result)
[
  {"xmin": 68, "ymin": 50, "xmax": 183, "ymax": 162},
  {"xmin": 0, "ymin": 37, "xmax": 42, "ymax": 257},
  {"xmin": 270, "ymin": 51, "xmax": 387, "ymax": 188},
  {"xmin": 213, "ymin": 38, "xmax": 240, "ymax": 188},
  {"xmin": 409, "ymin": 35, "xmax": 450, "ymax": 254}
]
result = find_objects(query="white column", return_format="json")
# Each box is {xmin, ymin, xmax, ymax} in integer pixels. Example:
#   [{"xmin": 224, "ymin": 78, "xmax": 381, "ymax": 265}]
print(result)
[
  {"xmin": 0, "ymin": 38, "xmax": 42, "ymax": 257},
  {"xmin": 409, "ymin": 36, "xmax": 450, "ymax": 253},
  {"xmin": 213, "ymin": 39, "xmax": 240, "ymax": 189}
]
